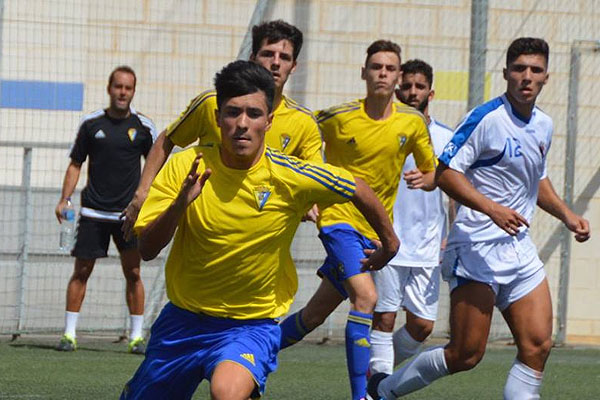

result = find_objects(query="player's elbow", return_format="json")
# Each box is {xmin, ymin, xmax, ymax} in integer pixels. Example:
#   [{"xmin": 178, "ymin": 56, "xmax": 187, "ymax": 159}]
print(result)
[{"xmin": 138, "ymin": 232, "xmax": 160, "ymax": 261}]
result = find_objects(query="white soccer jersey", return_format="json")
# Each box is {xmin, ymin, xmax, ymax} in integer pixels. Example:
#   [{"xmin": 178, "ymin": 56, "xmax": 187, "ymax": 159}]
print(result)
[
  {"xmin": 439, "ymin": 94, "xmax": 553, "ymax": 244},
  {"xmin": 390, "ymin": 117, "xmax": 454, "ymax": 267}
]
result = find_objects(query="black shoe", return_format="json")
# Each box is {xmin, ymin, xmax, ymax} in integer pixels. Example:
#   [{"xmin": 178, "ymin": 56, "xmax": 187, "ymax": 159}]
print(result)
[{"xmin": 367, "ymin": 372, "xmax": 389, "ymax": 400}]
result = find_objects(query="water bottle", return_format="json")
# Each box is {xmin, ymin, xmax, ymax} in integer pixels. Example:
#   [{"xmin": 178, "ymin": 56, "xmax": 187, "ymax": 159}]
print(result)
[{"xmin": 59, "ymin": 198, "xmax": 76, "ymax": 253}]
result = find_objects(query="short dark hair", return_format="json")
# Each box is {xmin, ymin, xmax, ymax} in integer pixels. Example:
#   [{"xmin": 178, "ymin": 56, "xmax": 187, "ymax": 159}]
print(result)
[
  {"xmin": 214, "ymin": 60, "xmax": 275, "ymax": 113},
  {"xmin": 365, "ymin": 40, "xmax": 402, "ymax": 67},
  {"xmin": 108, "ymin": 65, "xmax": 136, "ymax": 88},
  {"xmin": 401, "ymin": 59, "xmax": 434, "ymax": 87},
  {"xmin": 506, "ymin": 37, "xmax": 549, "ymax": 66},
  {"xmin": 251, "ymin": 20, "xmax": 303, "ymax": 61}
]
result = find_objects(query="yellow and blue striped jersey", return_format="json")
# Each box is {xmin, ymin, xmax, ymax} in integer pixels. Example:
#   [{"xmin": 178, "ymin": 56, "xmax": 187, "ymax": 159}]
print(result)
[
  {"xmin": 134, "ymin": 145, "xmax": 355, "ymax": 319},
  {"xmin": 166, "ymin": 90, "xmax": 323, "ymax": 162},
  {"xmin": 317, "ymin": 99, "xmax": 436, "ymax": 240}
]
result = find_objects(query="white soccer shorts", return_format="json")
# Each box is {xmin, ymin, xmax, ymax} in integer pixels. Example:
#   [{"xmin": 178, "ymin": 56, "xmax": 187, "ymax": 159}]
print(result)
[
  {"xmin": 372, "ymin": 264, "xmax": 440, "ymax": 321},
  {"xmin": 441, "ymin": 233, "xmax": 545, "ymax": 311}
]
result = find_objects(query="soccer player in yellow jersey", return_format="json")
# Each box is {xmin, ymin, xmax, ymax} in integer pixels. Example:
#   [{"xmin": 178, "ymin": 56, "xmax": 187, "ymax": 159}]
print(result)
[
  {"xmin": 121, "ymin": 20, "xmax": 322, "ymax": 237},
  {"xmin": 278, "ymin": 40, "xmax": 437, "ymax": 400},
  {"xmin": 120, "ymin": 61, "xmax": 398, "ymax": 400}
]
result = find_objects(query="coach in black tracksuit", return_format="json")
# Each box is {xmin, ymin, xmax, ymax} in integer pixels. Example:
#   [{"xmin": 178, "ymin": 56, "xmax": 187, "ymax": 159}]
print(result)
[{"xmin": 55, "ymin": 66, "xmax": 156, "ymax": 354}]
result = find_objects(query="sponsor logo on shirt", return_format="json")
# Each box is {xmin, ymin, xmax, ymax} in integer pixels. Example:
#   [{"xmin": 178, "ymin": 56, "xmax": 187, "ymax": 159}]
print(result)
[
  {"xmin": 94, "ymin": 129, "xmax": 106, "ymax": 139},
  {"xmin": 253, "ymin": 186, "xmax": 272, "ymax": 211},
  {"xmin": 240, "ymin": 353, "xmax": 255, "ymax": 366},
  {"xmin": 443, "ymin": 141, "xmax": 457, "ymax": 157},
  {"xmin": 127, "ymin": 128, "xmax": 137, "ymax": 142},
  {"xmin": 346, "ymin": 137, "xmax": 356, "ymax": 145},
  {"xmin": 280, "ymin": 134, "xmax": 291, "ymax": 151}
]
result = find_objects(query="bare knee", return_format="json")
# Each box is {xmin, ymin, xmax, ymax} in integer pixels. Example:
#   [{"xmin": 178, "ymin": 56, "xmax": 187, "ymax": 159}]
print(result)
[
  {"xmin": 71, "ymin": 259, "xmax": 95, "ymax": 283},
  {"xmin": 405, "ymin": 318, "xmax": 434, "ymax": 342},
  {"xmin": 351, "ymin": 287, "xmax": 377, "ymax": 314},
  {"xmin": 210, "ymin": 363, "xmax": 255, "ymax": 400},
  {"xmin": 518, "ymin": 336, "xmax": 553, "ymax": 369},
  {"xmin": 122, "ymin": 267, "xmax": 142, "ymax": 284},
  {"xmin": 445, "ymin": 345, "xmax": 486, "ymax": 373},
  {"xmin": 373, "ymin": 312, "xmax": 396, "ymax": 332}
]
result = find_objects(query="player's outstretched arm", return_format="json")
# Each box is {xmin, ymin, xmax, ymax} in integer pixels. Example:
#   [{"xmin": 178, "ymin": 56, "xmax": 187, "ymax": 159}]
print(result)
[
  {"xmin": 350, "ymin": 177, "xmax": 399, "ymax": 272},
  {"xmin": 137, "ymin": 153, "xmax": 211, "ymax": 261},
  {"xmin": 122, "ymin": 130, "xmax": 175, "ymax": 239},
  {"xmin": 55, "ymin": 161, "xmax": 82, "ymax": 223},
  {"xmin": 435, "ymin": 163, "xmax": 529, "ymax": 236},
  {"xmin": 537, "ymin": 177, "xmax": 590, "ymax": 242}
]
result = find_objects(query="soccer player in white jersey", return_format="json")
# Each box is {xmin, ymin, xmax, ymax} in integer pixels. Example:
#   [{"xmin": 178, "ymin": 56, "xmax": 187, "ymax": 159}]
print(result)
[
  {"xmin": 369, "ymin": 59, "xmax": 454, "ymax": 376},
  {"xmin": 368, "ymin": 37, "xmax": 590, "ymax": 400}
]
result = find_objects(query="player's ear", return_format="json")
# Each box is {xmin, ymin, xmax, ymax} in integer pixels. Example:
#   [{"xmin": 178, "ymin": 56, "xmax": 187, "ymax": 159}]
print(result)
[
  {"xmin": 265, "ymin": 112, "xmax": 274, "ymax": 132},
  {"xmin": 361, "ymin": 66, "xmax": 366, "ymax": 80},
  {"xmin": 503, "ymin": 67, "xmax": 508, "ymax": 81},
  {"xmin": 429, "ymin": 89, "xmax": 435, "ymax": 102},
  {"xmin": 290, "ymin": 60, "xmax": 297, "ymax": 75}
]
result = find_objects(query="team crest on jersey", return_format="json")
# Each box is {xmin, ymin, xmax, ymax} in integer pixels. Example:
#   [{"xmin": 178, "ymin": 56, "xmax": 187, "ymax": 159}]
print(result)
[
  {"xmin": 280, "ymin": 134, "xmax": 291, "ymax": 150},
  {"xmin": 127, "ymin": 128, "xmax": 137, "ymax": 142},
  {"xmin": 346, "ymin": 137, "xmax": 356, "ymax": 145},
  {"xmin": 398, "ymin": 135, "xmax": 407, "ymax": 147},
  {"xmin": 94, "ymin": 129, "xmax": 106, "ymax": 139},
  {"xmin": 253, "ymin": 186, "xmax": 272, "ymax": 211}
]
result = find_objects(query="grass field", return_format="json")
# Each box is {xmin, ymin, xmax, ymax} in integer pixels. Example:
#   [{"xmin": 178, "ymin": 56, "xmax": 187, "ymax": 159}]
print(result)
[{"xmin": 1, "ymin": 335, "xmax": 599, "ymax": 399}]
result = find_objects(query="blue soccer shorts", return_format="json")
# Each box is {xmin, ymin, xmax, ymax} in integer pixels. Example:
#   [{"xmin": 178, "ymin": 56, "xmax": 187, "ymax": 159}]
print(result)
[
  {"xmin": 317, "ymin": 223, "xmax": 377, "ymax": 299},
  {"xmin": 121, "ymin": 302, "xmax": 280, "ymax": 400}
]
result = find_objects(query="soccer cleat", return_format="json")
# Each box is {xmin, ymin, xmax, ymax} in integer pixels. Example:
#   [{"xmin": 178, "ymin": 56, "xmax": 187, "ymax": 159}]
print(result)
[
  {"xmin": 367, "ymin": 372, "xmax": 389, "ymax": 400},
  {"xmin": 56, "ymin": 334, "xmax": 77, "ymax": 352},
  {"xmin": 128, "ymin": 337, "xmax": 146, "ymax": 355}
]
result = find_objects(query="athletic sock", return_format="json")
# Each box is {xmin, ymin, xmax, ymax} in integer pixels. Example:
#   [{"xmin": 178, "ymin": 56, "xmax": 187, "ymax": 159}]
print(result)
[
  {"xmin": 369, "ymin": 329, "xmax": 394, "ymax": 375},
  {"xmin": 129, "ymin": 314, "xmax": 144, "ymax": 341},
  {"xmin": 346, "ymin": 310, "xmax": 373, "ymax": 400},
  {"xmin": 378, "ymin": 345, "xmax": 449, "ymax": 398},
  {"xmin": 393, "ymin": 325, "xmax": 422, "ymax": 366},
  {"xmin": 503, "ymin": 359, "xmax": 543, "ymax": 400},
  {"xmin": 64, "ymin": 311, "xmax": 79, "ymax": 338},
  {"xmin": 279, "ymin": 310, "xmax": 312, "ymax": 350}
]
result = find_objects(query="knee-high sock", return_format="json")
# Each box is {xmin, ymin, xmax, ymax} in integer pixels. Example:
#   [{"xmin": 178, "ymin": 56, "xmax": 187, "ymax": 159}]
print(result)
[
  {"xmin": 346, "ymin": 310, "xmax": 373, "ymax": 400},
  {"xmin": 378, "ymin": 345, "xmax": 449, "ymax": 399},
  {"xmin": 370, "ymin": 329, "xmax": 394, "ymax": 375},
  {"xmin": 279, "ymin": 310, "xmax": 312, "ymax": 350},
  {"xmin": 503, "ymin": 359, "xmax": 543, "ymax": 400},
  {"xmin": 393, "ymin": 325, "xmax": 422, "ymax": 366}
]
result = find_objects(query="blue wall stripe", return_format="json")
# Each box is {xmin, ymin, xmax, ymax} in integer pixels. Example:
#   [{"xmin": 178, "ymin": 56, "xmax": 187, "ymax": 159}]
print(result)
[{"xmin": 0, "ymin": 80, "xmax": 84, "ymax": 111}]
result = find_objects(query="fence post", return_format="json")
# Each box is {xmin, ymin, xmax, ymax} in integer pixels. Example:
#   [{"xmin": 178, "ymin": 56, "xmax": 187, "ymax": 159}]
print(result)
[
  {"xmin": 556, "ymin": 44, "xmax": 581, "ymax": 346},
  {"xmin": 467, "ymin": 0, "xmax": 489, "ymax": 111},
  {"xmin": 237, "ymin": 0, "xmax": 272, "ymax": 60},
  {"xmin": 16, "ymin": 147, "xmax": 33, "ymax": 332}
]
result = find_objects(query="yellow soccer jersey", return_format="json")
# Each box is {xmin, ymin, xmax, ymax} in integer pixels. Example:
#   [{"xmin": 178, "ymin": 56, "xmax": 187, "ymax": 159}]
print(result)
[
  {"xmin": 135, "ymin": 145, "xmax": 355, "ymax": 320},
  {"xmin": 165, "ymin": 90, "xmax": 322, "ymax": 162},
  {"xmin": 317, "ymin": 99, "xmax": 436, "ymax": 240}
]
